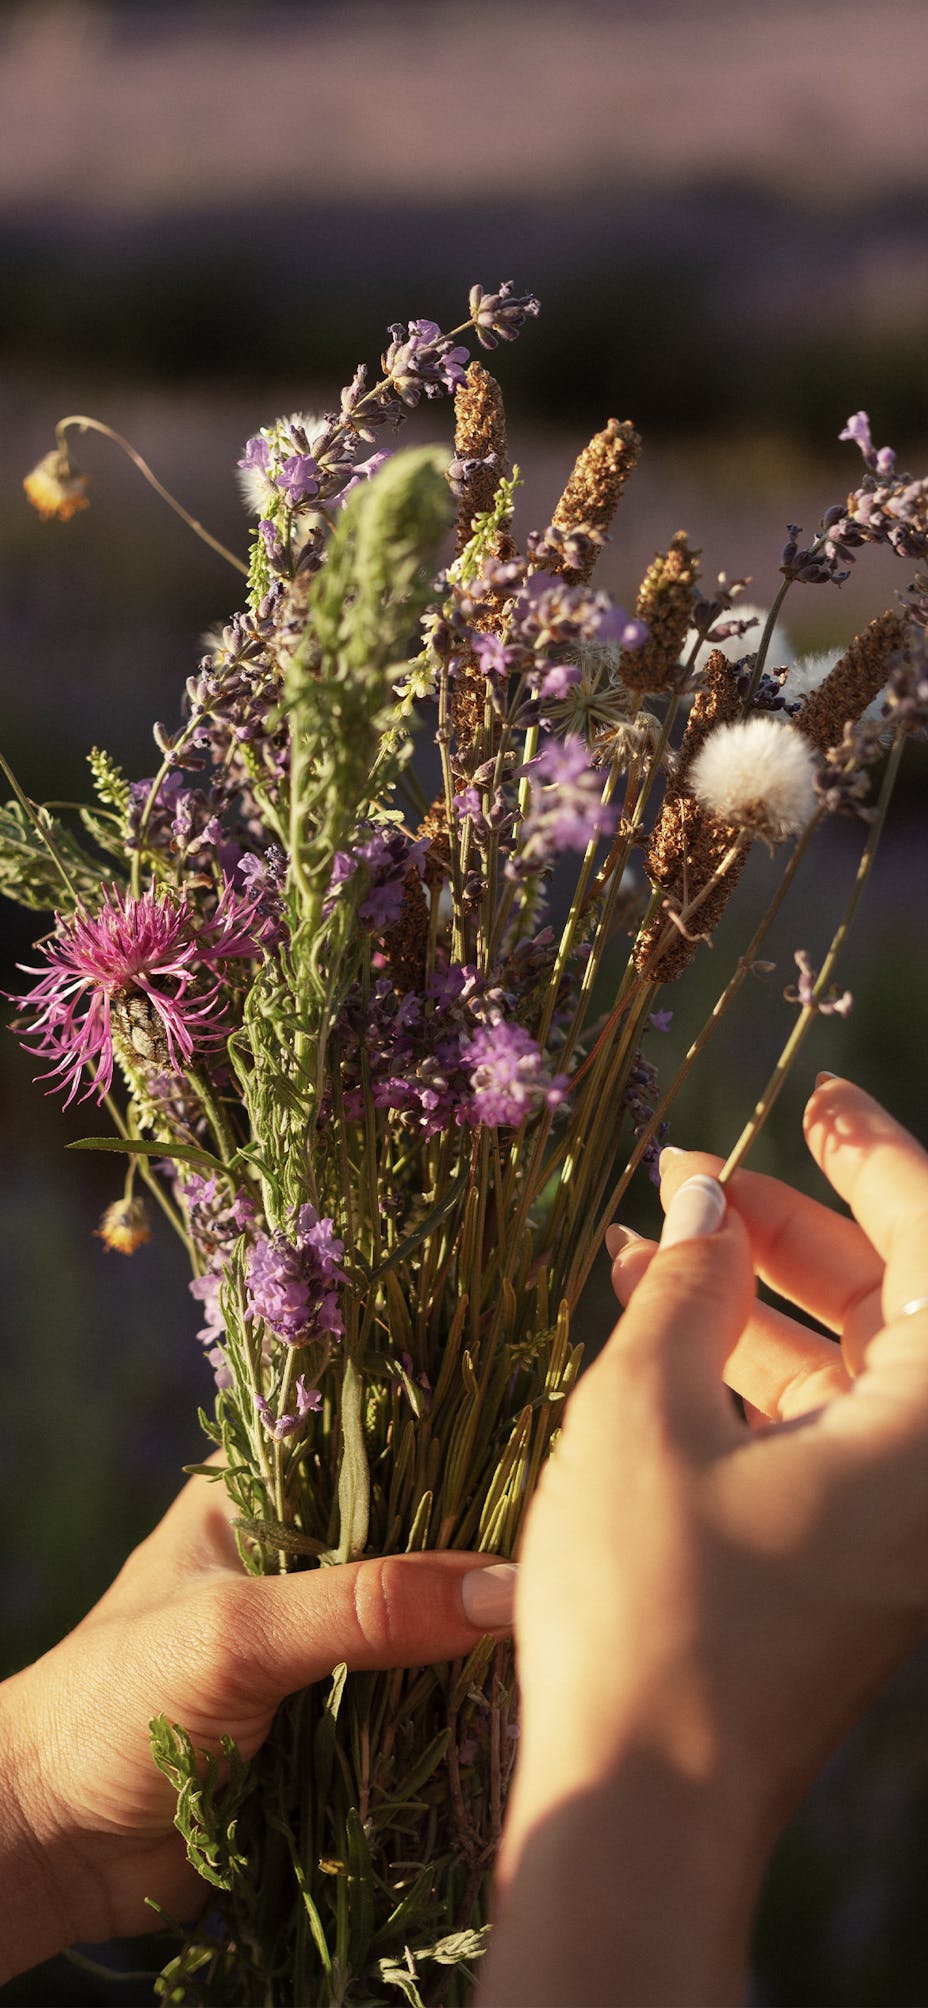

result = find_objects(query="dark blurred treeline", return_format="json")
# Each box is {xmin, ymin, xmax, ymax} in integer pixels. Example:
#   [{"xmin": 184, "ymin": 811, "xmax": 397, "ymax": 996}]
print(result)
[{"xmin": 6, "ymin": 183, "xmax": 928, "ymax": 445}]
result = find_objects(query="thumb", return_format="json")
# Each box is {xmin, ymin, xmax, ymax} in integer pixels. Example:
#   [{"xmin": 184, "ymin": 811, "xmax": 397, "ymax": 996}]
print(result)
[
  {"xmin": 595, "ymin": 1175, "xmax": 755, "ymax": 1455},
  {"xmin": 181, "ymin": 1550, "xmax": 517, "ymax": 1731}
]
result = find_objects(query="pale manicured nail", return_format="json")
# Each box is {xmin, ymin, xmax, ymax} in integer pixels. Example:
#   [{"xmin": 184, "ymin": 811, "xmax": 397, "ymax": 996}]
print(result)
[
  {"xmin": 660, "ymin": 1174, "xmax": 726, "ymax": 1249},
  {"xmin": 604, "ymin": 1223, "xmax": 642, "ymax": 1258},
  {"xmin": 658, "ymin": 1145, "xmax": 687, "ymax": 1177},
  {"xmin": 814, "ymin": 1070, "xmax": 837, "ymax": 1089},
  {"xmin": 461, "ymin": 1563, "xmax": 518, "ymax": 1631}
]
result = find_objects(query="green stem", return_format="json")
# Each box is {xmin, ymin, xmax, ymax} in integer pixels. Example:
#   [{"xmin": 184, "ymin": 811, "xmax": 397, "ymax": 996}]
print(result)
[
  {"xmin": 744, "ymin": 577, "xmax": 793, "ymax": 708},
  {"xmin": 571, "ymin": 808, "xmax": 825, "ymax": 1302},
  {"xmin": 99, "ymin": 1091, "xmax": 195, "ymax": 1258},
  {"xmin": 55, "ymin": 416, "xmax": 248, "ymax": 576},
  {"xmin": 129, "ymin": 717, "xmax": 203, "ymax": 897},
  {"xmin": 185, "ymin": 1066, "xmax": 238, "ymax": 1166},
  {"xmin": 0, "ymin": 746, "xmax": 80, "ymax": 903},
  {"xmin": 719, "ymin": 733, "xmax": 905, "ymax": 1184}
]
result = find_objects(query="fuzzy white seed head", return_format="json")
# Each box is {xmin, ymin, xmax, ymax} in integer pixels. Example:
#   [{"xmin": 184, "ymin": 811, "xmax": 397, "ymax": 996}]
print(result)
[
  {"xmin": 787, "ymin": 648, "xmax": 890, "ymax": 730},
  {"xmin": 688, "ymin": 716, "xmax": 818, "ymax": 840},
  {"xmin": 783, "ymin": 649, "xmax": 842, "ymax": 703},
  {"xmin": 237, "ymin": 461, "xmax": 277, "ymax": 516}
]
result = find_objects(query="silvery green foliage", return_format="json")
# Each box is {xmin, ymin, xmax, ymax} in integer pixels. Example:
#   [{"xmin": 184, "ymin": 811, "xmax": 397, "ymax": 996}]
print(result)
[{"xmin": 0, "ymin": 800, "xmax": 115, "ymax": 911}]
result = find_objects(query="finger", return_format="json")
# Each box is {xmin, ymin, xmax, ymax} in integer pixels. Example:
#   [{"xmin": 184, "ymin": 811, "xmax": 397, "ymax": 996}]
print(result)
[
  {"xmin": 609, "ymin": 1224, "xmax": 851, "ymax": 1419},
  {"xmin": 658, "ymin": 1143, "xmax": 882, "ymax": 1343},
  {"xmin": 178, "ymin": 1551, "xmax": 517, "ymax": 1732},
  {"xmin": 803, "ymin": 1077, "xmax": 928, "ymax": 1318},
  {"xmin": 592, "ymin": 1184, "xmax": 754, "ymax": 1455}
]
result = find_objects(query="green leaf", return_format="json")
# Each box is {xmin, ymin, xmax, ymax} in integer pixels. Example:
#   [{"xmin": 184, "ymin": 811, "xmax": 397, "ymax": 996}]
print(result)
[
  {"xmin": 88, "ymin": 743, "xmax": 132, "ymax": 819},
  {"xmin": 376, "ymin": 1962, "xmax": 426, "ymax": 2008},
  {"xmin": 345, "ymin": 1805, "xmax": 375, "ymax": 1970},
  {"xmin": 334, "ymin": 1356, "xmax": 371, "ymax": 1563},
  {"xmin": 426, "ymin": 1926, "xmax": 492, "ymax": 1965},
  {"xmin": 0, "ymin": 798, "xmax": 113, "ymax": 912},
  {"xmin": 369, "ymin": 1866, "xmax": 437, "ymax": 1957},
  {"xmin": 382, "ymin": 1729, "xmax": 450, "ymax": 1810},
  {"xmin": 149, "ymin": 1716, "xmax": 254, "ymax": 1893},
  {"xmin": 67, "ymin": 1135, "xmax": 232, "ymax": 1176},
  {"xmin": 284, "ymin": 446, "xmax": 454, "ymax": 930}
]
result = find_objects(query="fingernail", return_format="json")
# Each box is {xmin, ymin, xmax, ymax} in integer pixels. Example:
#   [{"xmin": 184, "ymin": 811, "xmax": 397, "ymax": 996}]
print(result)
[
  {"xmin": 660, "ymin": 1174, "xmax": 726, "ymax": 1249},
  {"xmin": 461, "ymin": 1562, "xmax": 518, "ymax": 1631},
  {"xmin": 814, "ymin": 1071, "xmax": 837, "ymax": 1089},
  {"xmin": 604, "ymin": 1223, "xmax": 642, "ymax": 1258},
  {"xmin": 658, "ymin": 1145, "xmax": 687, "ymax": 1177}
]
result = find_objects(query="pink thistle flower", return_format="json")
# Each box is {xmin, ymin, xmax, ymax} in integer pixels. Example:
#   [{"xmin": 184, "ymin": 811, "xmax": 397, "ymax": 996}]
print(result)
[{"xmin": 11, "ymin": 879, "xmax": 269, "ymax": 1105}]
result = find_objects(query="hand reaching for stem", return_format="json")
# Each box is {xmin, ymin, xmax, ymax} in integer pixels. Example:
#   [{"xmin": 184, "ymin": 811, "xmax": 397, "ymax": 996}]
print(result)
[{"xmin": 483, "ymin": 1076, "xmax": 928, "ymax": 2006}]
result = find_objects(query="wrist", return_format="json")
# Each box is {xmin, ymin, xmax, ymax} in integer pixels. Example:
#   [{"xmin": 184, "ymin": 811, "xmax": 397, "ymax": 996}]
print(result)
[
  {"xmin": 485, "ymin": 1727, "xmax": 772, "ymax": 2008},
  {"xmin": 0, "ymin": 1669, "xmax": 83, "ymax": 1984}
]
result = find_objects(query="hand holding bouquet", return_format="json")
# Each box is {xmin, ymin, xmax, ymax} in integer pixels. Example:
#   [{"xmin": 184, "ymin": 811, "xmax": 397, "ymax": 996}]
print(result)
[{"xmin": 6, "ymin": 284, "xmax": 928, "ymax": 2003}]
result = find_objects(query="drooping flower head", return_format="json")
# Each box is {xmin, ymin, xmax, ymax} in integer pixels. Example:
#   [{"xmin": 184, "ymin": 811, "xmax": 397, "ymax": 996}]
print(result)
[
  {"xmin": 687, "ymin": 716, "xmax": 818, "ymax": 841},
  {"xmin": 95, "ymin": 1194, "xmax": 152, "ymax": 1254},
  {"xmin": 23, "ymin": 447, "xmax": 90, "ymax": 522},
  {"xmin": 11, "ymin": 878, "xmax": 269, "ymax": 1105}
]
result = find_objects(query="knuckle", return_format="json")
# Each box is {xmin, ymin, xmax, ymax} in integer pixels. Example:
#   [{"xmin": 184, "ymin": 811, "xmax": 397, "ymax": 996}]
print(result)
[
  {"xmin": 183, "ymin": 1579, "xmax": 266, "ymax": 1700},
  {"xmin": 349, "ymin": 1557, "xmax": 412, "ymax": 1662}
]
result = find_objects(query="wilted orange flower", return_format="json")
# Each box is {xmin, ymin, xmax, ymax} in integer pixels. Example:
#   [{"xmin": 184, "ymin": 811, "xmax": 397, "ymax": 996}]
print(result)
[
  {"xmin": 95, "ymin": 1196, "xmax": 152, "ymax": 1254},
  {"xmin": 23, "ymin": 447, "xmax": 90, "ymax": 522}
]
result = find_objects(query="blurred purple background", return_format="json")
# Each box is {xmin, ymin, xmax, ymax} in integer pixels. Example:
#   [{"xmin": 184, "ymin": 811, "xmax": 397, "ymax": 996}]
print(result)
[{"xmin": 2, "ymin": 4, "xmax": 928, "ymax": 2000}]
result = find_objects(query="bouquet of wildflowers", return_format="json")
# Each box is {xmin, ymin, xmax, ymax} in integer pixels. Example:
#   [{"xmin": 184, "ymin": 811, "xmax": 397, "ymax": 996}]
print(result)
[{"xmin": 8, "ymin": 282, "xmax": 928, "ymax": 2005}]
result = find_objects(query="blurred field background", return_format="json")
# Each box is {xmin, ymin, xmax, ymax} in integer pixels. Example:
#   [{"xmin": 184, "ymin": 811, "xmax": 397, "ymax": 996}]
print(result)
[{"xmin": 1, "ymin": 1, "xmax": 928, "ymax": 2000}]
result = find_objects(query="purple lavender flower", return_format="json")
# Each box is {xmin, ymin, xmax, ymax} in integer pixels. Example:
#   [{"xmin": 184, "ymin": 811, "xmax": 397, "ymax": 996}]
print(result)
[
  {"xmin": 334, "ymin": 449, "xmax": 392, "ymax": 509},
  {"xmin": 189, "ymin": 1268, "xmax": 226, "ymax": 1345},
  {"xmin": 469, "ymin": 631, "xmax": 522, "ymax": 684},
  {"xmin": 787, "ymin": 949, "xmax": 853, "ymax": 1017},
  {"xmin": 259, "ymin": 519, "xmax": 287, "ymax": 571},
  {"xmin": 463, "ymin": 1022, "xmax": 568, "ymax": 1127},
  {"xmin": 838, "ymin": 411, "xmax": 896, "ymax": 478},
  {"xmin": 515, "ymin": 735, "xmax": 618, "ymax": 866},
  {"xmin": 326, "ymin": 826, "xmax": 427, "ymax": 933},
  {"xmin": 276, "ymin": 453, "xmax": 320, "ymax": 506},
  {"xmin": 381, "ymin": 318, "xmax": 470, "ymax": 406},
  {"xmin": 12, "ymin": 879, "xmax": 269, "ymax": 1104},
  {"xmin": 239, "ymin": 434, "xmax": 271, "ymax": 472},
  {"xmin": 447, "ymin": 451, "xmax": 499, "ymax": 499},
  {"xmin": 785, "ymin": 417, "xmax": 928, "ymax": 581},
  {"xmin": 621, "ymin": 1049, "xmax": 668, "ymax": 1183},
  {"xmin": 468, "ymin": 282, "xmax": 541, "ymax": 349},
  {"xmin": 256, "ymin": 1376, "xmax": 322, "ymax": 1440},
  {"xmin": 511, "ymin": 571, "xmax": 645, "ymax": 672},
  {"xmin": 188, "ymin": 1270, "xmax": 233, "ymax": 1387},
  {"xmin": 245, "ymin": 1204, "xmax": 346, "ymax": 1347},
  {"xmin": 452, "ymin": 785, "xmax": 484, "ymax": 820}
]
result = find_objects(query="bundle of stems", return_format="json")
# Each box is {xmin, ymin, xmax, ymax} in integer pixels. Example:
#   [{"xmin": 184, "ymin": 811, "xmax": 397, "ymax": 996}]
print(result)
[{"xmin": 7, "ymin": 290, "xmax": 928, "ymax": 2003}]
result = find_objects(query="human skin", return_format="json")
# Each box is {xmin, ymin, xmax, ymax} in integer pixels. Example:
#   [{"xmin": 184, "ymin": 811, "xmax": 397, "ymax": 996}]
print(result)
[
  {"xmin": 4, "ymin": 1076, "xmax": 928, "ymax": 2001},
  {"xmin": 481, "ymin": 1077, "xmax": 928, "ymax": 2005},
  {"xmin": 0, "ymin": 1510, "xmax": 514, "ymax": 1983}
]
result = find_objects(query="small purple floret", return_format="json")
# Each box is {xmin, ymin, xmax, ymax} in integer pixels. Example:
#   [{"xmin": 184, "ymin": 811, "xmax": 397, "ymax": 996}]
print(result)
[
  {"xmin": 246, "ymin": 1204, "xmax": 346, "ymax": 1347},
  {"xmin": 464, "ymin": 1021, "xmax": 568, "ymax": 1128}
]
